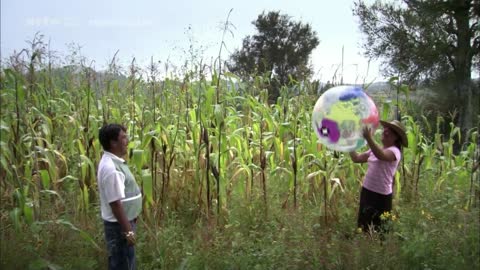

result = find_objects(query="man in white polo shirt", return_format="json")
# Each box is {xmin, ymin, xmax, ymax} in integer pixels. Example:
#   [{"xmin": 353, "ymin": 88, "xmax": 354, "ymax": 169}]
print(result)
[{"xmin": 98, "ymin": 124, "xmax": 142, "ymax": 270}]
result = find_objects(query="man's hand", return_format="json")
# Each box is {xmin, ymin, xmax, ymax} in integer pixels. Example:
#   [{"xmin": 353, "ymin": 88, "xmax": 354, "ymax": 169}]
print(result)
[{"xmin": 124, "ymin": 231, "xmax": 136, "ymax": 246}]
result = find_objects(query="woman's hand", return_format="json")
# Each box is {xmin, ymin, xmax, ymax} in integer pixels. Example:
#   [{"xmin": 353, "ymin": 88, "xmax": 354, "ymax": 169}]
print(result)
[
  {"xmin": 362, "ymin": 126, "xmax": 373, "ymax": 140},
  {"xmin": 362, "ymin": 126, "xmax": 397, "ymax": 161}
]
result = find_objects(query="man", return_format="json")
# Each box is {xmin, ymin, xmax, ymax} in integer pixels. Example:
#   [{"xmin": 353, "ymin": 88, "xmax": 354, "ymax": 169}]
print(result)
[{"xmin": 97, "ymin": 124, "xmax": 142, "ymax": 270}]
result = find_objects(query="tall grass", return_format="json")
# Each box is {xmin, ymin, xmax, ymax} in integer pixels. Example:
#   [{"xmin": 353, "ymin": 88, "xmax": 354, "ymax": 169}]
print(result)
[{"xmin": 0, "ymin": 38, "xmax": 478, "ymax": 269}]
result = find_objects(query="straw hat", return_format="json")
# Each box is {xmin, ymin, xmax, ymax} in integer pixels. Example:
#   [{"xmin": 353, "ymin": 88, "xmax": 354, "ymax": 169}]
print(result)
[{"xmin": 380, "ymin": 120, "xmax": 408, "ymax": 147}]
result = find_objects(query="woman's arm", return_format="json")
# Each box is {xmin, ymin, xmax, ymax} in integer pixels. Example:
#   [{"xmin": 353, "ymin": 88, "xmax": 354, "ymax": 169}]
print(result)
[
  {"xmin": 363, "ymin": 127, "xmax": 396, "ymax": 162},
  {"xmin": 349, "ymin": 151, "xmax": 370, "ymax": 163}
]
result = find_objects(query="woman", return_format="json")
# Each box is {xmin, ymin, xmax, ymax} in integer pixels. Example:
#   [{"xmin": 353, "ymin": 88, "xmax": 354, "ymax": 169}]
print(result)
[{"xmin": 349, "ymin": 120, "xmax": 408, "ymax": 233}]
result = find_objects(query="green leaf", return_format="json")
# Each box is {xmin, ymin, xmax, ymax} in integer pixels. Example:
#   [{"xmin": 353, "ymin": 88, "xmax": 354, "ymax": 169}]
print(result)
[
  {"xmin": 0, "ymin": 120, "xmax": 10, "ymax": 132},
  {"xmin": 80, "ymin": 155, "xmax": 95, "ymax": 184},
  {"xmin": 39, "ymin": 169, "xmax": 50, "ymax": 190},
  {"xmin": 16, "ymin": 78, "xmax": 25, "ymax": 105},
  {"xmin": 36, "ymin": 219, "xmax": 101, "ymax": 251},
  {"xmin": 40, "ymin": 190, "xmax": 65, "ymax": 204},
  {"xmin": 23, "ymin": 201, "xmax": 34, "ymax": 225},
  {"xmin": 394, "ymin": 172, "xmax": 401, "ymax": 199},
  {"xmin": 306, "ymin": 169, "xmax": 325, "ymax": 180},
  {"xmin": 205, "ymin": 85, "xmax": 216, "ymax": 111},
  {"xmin": 132, "ymin": 149, "xmax": 144, "ymax": 172},
  {"xmin": 328, "ymin": 178, "xmax": 344, "ymax": 200},
  {"xmin": 382, "ymin": 102, "xmax": 391, "ymax": 121},
  {"xmin": 10, "ymin": 208, "xmax": 21, "ymax": 232},
  {"xmin": 399, "ymin": 84, "xmax": 409, "ymax": 97},
  {"xmin": 142, "ymin": 172, "xmax": 153, "ymax": 205},
  {"xmin": 214, "ymin": 104, "xmax": 224, "ymax": 125},
  {"xmin": 77, "ymin": 139, "xmax": 86, "ymax": 156},
  {"xmin": 81, "ymin": 185, "xmax": 89, "ymax": 212},
  {"xmin": 0, "ymin": 153, "xmax": 11, "ymax": 176},
  {"xmin": 223, "ymin": 72, "xmax": 240, "ymax": 80},
  {"xmin": 388, "ymin": 76, "xmax": 399, "ymax": 84},
  {"xmin": 57, "ymin": 175, "xmax": 78, "ymax": 183}
]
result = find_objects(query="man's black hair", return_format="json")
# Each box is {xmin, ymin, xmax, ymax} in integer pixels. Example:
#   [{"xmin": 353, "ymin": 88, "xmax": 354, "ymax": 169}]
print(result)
[{"xmin": 99, "ymin": 124, "xmax": 126, "ymax": 151}]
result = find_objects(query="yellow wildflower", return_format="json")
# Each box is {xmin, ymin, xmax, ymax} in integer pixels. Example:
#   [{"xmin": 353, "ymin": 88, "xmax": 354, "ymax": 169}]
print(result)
[{"xmin": 380, "ymin": 211, "xmax": 391, "ymax": 221}]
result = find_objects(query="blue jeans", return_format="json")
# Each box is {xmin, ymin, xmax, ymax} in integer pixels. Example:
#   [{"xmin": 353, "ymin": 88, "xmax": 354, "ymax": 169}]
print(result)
[{"xmin": 104, "ymin": 220, "xmax": 136, "ymax": 270}]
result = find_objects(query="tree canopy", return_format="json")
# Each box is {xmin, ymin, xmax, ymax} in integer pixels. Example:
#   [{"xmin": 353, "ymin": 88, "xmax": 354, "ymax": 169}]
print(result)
[
  {"xmin": 228, "ymin": 11, "xmax": 319, "ymax": 101},
  {"xmin": 354, "ymin": 0, "xmax": 479, "ymax": 133}
]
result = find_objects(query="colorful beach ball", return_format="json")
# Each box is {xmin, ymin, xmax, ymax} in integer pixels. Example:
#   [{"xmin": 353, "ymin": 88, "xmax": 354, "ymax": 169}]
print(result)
[{"xmin": 312, "ymin": 85, "xmax": 379, "ymax": 152}]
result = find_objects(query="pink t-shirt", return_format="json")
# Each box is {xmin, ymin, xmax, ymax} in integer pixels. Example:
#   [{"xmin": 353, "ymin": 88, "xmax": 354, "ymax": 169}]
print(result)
[{"xmin": 362, "ymin": 146, "xmax": 401, "ymax": 195}]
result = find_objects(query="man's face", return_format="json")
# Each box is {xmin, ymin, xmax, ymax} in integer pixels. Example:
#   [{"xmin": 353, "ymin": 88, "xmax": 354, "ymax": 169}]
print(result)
[{"xmin": 112, "ymin": 130, "xmax": 128, "ymax": 157}]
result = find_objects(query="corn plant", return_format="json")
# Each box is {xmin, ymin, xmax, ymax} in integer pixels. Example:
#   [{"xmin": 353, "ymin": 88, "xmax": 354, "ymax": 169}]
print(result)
[{"xmin": 1, "ymin": 38, "xmax": 479, "ymax": 269}]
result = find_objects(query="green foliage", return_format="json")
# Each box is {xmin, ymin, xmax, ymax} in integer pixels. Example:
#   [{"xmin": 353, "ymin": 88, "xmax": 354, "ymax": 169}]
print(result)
[
  {"xmin": 0, "ymin": 39, "xmax": 478, "ymax": 268},
  {"xmin": 354, "ymin": 0, "xmax": 479, "ymax": 82},
  {"xmin": 228, "ymin": 11, "xmax": 319, "ymax": 101},
  {"xmin": 354, "ymin": 0, "xmax": 479, "ymax": 134}
]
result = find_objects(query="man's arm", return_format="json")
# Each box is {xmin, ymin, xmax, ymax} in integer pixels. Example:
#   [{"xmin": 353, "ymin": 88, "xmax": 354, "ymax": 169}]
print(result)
[{"xmin": 110, "ymin": 200, "xmax": 135, "ymax": 246}]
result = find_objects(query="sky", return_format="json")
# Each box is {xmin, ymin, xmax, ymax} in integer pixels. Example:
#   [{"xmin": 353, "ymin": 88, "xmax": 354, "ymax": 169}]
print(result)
[{"xmin": 1, "ymin": 0, "xmax": 384, "ymax": 84}]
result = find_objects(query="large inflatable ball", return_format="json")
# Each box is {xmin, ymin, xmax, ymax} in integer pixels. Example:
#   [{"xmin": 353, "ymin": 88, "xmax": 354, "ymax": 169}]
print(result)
[{"xmin": 312, "ymin": 85, "xmax": 379, "ymax": 152}]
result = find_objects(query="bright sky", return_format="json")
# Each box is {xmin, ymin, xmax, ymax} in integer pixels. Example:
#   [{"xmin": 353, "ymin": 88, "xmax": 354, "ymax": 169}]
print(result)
[{"xmin": 1, "ymin": 0, "xmax": 384, "ymax": 84}]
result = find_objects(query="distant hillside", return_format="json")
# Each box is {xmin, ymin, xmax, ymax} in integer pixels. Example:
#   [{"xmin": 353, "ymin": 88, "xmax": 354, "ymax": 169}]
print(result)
[
  {"xmin": 316, "ymin": 81, "xmax": 392, "ymax": 96},
  {"xmin": 363, "ymin": 82, "xmax": 392, "ymax": 94},
  {"xmin": 47, "ymin": 65, "xmax": 129, "ymax": 93}
]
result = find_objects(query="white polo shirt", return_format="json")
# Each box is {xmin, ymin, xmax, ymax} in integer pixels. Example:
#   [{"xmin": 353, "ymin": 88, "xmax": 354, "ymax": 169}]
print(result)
[{"xmin": 97, "ymin": 151, "xmax": 126, "ymax": 222}]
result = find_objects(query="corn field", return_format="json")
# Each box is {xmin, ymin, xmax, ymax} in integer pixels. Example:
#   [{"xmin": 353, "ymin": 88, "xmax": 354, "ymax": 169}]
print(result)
[{"xmin": 0, "ymin": 45, "xmax": 479, "ymax": 269}]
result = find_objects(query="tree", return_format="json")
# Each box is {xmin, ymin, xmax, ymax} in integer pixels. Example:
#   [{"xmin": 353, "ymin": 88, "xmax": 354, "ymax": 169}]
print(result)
[
  {"xmin": 228, "ymin": 11, "xmax": 319, "ymax": 101},
  {"xmin": 354, "ymin": 0, "xmax": 479, "ymax": 136}
]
